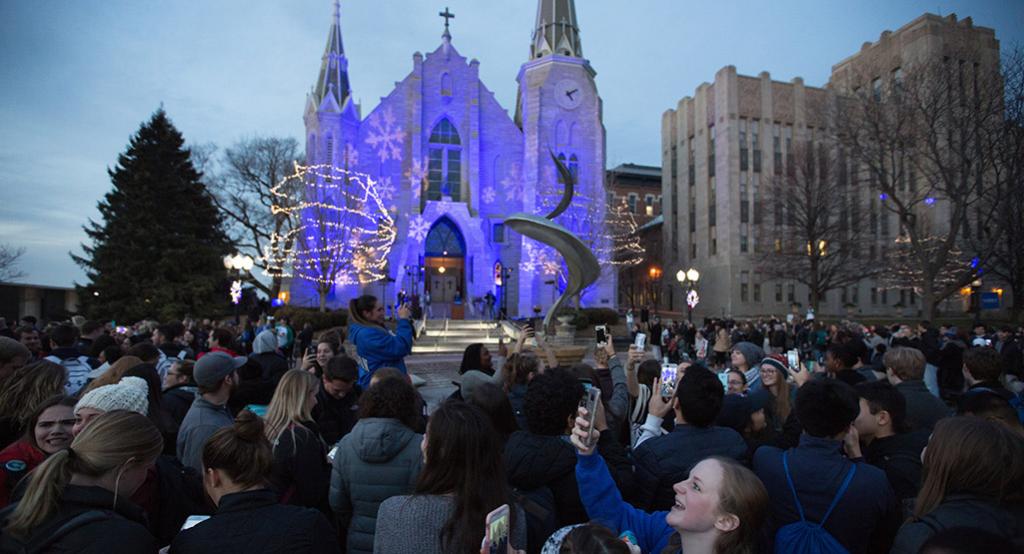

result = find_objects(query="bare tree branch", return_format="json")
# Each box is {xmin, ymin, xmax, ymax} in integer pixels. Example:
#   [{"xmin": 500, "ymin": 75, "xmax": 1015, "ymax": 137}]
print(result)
[{"xmin": 0, "ymin": 244, "xmax": 27, "ymax": 283}]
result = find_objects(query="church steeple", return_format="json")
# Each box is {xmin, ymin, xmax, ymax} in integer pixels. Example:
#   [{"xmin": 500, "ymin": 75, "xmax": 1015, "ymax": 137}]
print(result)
[
  {"xmin": 313, "ymin": 0, "xmax": 351, "ymax": 111},
  {"xmin": 530, "ymin": 0, "xmax": 583, "ymax": 59}
]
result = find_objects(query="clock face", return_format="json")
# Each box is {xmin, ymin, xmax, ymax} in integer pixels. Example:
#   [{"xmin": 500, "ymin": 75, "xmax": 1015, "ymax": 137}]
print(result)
[{"xmin": 554, "ymin": 78, "xmax": 583, "ymax": 110}]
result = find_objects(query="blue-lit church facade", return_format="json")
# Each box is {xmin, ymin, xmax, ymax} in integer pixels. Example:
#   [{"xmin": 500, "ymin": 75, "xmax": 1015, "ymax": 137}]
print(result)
[{"xmin": 291, "ymin": 0, "xmax": 616, "ymax": 316}]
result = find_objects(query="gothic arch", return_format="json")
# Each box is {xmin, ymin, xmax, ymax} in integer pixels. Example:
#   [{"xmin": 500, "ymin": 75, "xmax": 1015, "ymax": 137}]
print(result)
[{"xmin": 424, "ymin": 216, "xmax": 466, "ymax": 257}]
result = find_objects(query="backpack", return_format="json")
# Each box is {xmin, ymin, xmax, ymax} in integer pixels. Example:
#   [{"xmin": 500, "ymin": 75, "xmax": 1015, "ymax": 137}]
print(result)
[
  {"xmin": 156, "ymin": 349, "xmax": 187, "ymax": 381},
  {"xmin": 44, "ymin": 355, "xmax": 92, "ymax": 396},
  {"xmin": 773, "ymin": 451, "xmax": 857, "ymax": 554},
  {"xmin": 511, "ymin": 486, "xmax": 558, "ymax": 554}
]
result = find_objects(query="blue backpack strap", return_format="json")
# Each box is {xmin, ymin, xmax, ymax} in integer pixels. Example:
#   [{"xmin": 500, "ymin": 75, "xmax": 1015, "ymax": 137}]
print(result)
[
  {"xmin": 782, "ymin": 451, "xmax": 807, "ymax": 522},
  {"xmin": 819, "ymin": 463, "xmax": 857, "ymax": 527}
]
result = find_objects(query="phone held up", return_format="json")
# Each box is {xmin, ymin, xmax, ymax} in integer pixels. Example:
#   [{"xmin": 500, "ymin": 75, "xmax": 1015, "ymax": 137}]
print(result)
[
  {"xmin": 786, "ymin": 349, "xmax": 800, "ymax": 372},
  {"xmin": 659, "ymin": 361, "xmax": 677, "ymax": 399},
  {"xmin": 634, "ymin": 332, "xmax": 647, "ymax": 350},
  {"xmin": 579, "ymin": 386, "xmax": 602, "ymax": 447},
  {"xmin": 485, "ymin": 504, "xmax": 511, "ymax": 554},
  {"xmin": 595, "ymin": 325, "xmax": 608, "ymax": 347}
]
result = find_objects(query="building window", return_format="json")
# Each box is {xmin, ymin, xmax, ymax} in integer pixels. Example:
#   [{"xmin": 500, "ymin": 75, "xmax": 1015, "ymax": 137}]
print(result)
[
  {"xmin": 753, "ymin": 277, "xmax": 762, "ymax": 302},
  {"xmin": 687, "ymin": 138, "xmax": 695, "ymax": 186},
  {"xmin": 740, "ymin": 223, "xmax": 749, "ymax": 253},
  {"xmin": 784, "ymin": 126, "xmax": 794, "ymax": 177},
  {"xmin": 751, "ymin": 120, "xmax": 761, "ymax": 172},
  {"xmin": 787, "ymin": 283, "xmax": 795, "ymax": 303},
  {"xmin": 689, "ymin": 204, "xmax": 696, "ymax": 233},
  {"xmin": 775, "ymin": 283, "xmax": 783, "ymax": 302},
  {"xmin": 627, "ymin": 193, "xmax": 638, "ymax": 214},
  {"xmin": 773, "ymin": 124, "xmax": 782, "ymax": 175},
  {"xmin": 881, "ymin": 289, "xmax": 888, "ymax": 304},
  {"xmin": 568, "ymin": 154, "xmax": 579, "ymax": 182},
  {"xmin": 752, "ymin": 173, "xmax": 762, "ymax": 225},
  {"xmin": 710, "ymin": 226, "xmax": 717, "ymax": 256},
  {"xmin": 708, "ymin": 128, "xmax": 716, "ymax": 177},
  {"xmin": 740, "ymin": 173, "xmax": 749, "ymax": 224},
  {"xmin": 892, "ymin": 67, "xmax": 903, "ymax": 94},
  {"xmin": 492, "ymin": 223, "xmax": 505, "ymax": 243},
  {"xmin": 428, "ymin": 118, "xmax": 462, "ymax": 201},
  {"xmin": 440, "ymin": 72, "xmax": 452, "ymax": 97},
  {"xmin": 870, "ymin": 287, "xmax": 878, "ymax": 305},
  {"xmin": 872, "ymin": 77, "xmax": 882, "ymax": 101},
  {"xmin": 645, "ymin": 194, "xmax": 655, "ymax": 216},
  {"xmin": 740, "ymin": 271, "xmax": 750, "ymax": 302},
  {"xmin": 325, "ymin": 133, "xmax": 334, "ymax": 165},
  {"xmin": 739, "ymin": 119, "xmax": 748, "ymax": 172},
  {"xmin": 850, "ymin": 285, "xmax": 859, "ymax": 306},
  {"xmin": 691, "ymin": 242, "xmax": 697, "ymax": 259}
]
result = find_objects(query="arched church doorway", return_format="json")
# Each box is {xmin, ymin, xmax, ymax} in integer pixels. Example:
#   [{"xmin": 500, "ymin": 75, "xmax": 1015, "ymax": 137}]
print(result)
[{"xmin": 423, "ymin": 216, "xmax": 465, "ymax": 318}]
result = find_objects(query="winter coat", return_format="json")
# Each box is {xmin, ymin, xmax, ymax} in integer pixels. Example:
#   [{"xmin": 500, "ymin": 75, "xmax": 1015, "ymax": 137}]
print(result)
[
  {"xmin": 375, "ymin": 495, "xmax": 528, "ymax": 554},
  {"xmin": 503, "ymin": 431, "xmax": 588, "ymax": 527},
  {"xmin": 890, "ymin": 495, "xmax": 1024, "ymax": 554},
  {"xmin": 329, "ymin": 417, "xmax": 423, "ymax": 554},
  {"xmin": 248, "ymin": 352, "xmax": 289, "ymax": 384},
  {"xmin": 162, "ymin": 385, "xmax": 197, "ymax": 428},
  {"xmin": 168, "ymin": 489, "xmax": 338, "ymax": 554},
  {"xmin": 270, "ymin": 422, "xmax": 332, "ymax": 516},
  {"xmin": 753, "ymin": 435, "xmax": 902, "ymax": 554},
  {"xmin": 863, "ymin": 430, "xmax": 929, "ymax": 503},
  {"xmin": 895, "ymin": 380, "xmax": 949, "ymax": 431},
  {"xmin": 312, "ymin": 384, "xmax": 361, "ymax": 446},
  {"xmin": 0, "ymin": 439, "xmax": 45, "ymax": 508},
  {"xmin": 130, "ymin": 455, "xmax": 211, "ymax": 547},
  {"xmin": 632, "ymin": 424, "xmax": 747, "ymax": 511},
  {"xmin": 0, "ymin": 484, "xmax": 158, "ymax": 553},
  {"xmin": 349, "ymin": 320, "xmax": 414, "ymax": 387}
]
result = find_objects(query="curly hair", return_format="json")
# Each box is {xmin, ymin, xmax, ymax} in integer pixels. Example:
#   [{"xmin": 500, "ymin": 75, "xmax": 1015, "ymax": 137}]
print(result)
[
  {"xmin": 523, "ymin": 368, "xmax": 583, "ymax": 436},
  {"xmin": 358, "ymin": 374, "xmax": 419, "ymax": 430}
]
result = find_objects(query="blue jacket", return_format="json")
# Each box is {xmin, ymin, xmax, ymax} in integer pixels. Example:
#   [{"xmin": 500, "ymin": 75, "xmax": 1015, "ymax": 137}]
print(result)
[
  {"xmin": 575, "ymin": 452, "xmax": 675, "ymax": 554},
  {"xmin": 633, "ymin": 424, "xmax": 747, "ymax": 511},
  {"xmin": 349, "ymin": 319, "xmax": 414, "ymax": 387},
  {"xmin": 753, "ymin": 434, "xmax": 902, "ymax": 554}
]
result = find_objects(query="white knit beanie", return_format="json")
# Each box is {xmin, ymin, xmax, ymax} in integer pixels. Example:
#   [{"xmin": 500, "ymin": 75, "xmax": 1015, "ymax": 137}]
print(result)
[{"xmin": 75, "ymin": 376, "xmax": 149, "ymax": 416}]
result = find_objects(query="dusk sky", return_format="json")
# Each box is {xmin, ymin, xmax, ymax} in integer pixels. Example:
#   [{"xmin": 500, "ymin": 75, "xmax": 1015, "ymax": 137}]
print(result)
[{"xmin": 2, "ymin": 0, "xmax": 1021, "ymax": 288}]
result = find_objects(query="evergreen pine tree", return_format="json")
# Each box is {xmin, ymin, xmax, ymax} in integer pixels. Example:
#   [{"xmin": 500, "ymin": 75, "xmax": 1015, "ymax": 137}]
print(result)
[{"xmin": 73, "ymin": 108, "xmax": 230, "ymax": 321}]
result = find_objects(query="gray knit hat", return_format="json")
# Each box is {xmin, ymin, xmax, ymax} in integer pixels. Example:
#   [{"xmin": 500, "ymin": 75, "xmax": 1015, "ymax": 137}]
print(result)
[
  {"xmin": 732, "ymin": 341, "xmax": 765, "ymax": 368},
  {"xmin": 75, "ymin": 376, "xmax": 149, "ymax": 416}
]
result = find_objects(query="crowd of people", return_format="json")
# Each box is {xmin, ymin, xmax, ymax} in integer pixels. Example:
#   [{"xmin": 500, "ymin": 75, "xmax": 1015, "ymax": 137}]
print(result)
[{"xmin": 0, "ymin": 297, "xmax": 1021, "ymax": 553}]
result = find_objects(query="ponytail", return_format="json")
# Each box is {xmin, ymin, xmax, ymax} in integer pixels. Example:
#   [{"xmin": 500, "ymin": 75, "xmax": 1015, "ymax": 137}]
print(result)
[
  {"xmin": 5, "ymin": 411, "xmax": 161, "ymax": 538},
  {"xmin": 349, "ymin": 295, "xmax": 382, "ymax": 329}
]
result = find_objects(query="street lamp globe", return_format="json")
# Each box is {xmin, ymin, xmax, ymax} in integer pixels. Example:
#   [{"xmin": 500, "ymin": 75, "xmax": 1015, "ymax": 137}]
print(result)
[
  {"xmin": 223, "ymin": 255, "xmax": 235, "ymax": 269},
  {"xmin": 240, "ymin": 255, "xmax": 254, "ymax": 271},
  {"xmin": 676, "ymin": 269, "xmax": 686, "ymax": 284},
  {"xmin": 686, "ymin": 268, "xmax": 700, "ymax": 283}
]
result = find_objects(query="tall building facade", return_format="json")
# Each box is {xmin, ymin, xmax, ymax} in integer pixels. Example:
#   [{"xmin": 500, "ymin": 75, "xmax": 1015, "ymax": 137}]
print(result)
[
  {"xmin": 662, "ymin": 13, "xmax": 1001, "ymax": 319},
  {"xmin": 291, "ymin": 0, "xmax": 616, "ymax": 315}
]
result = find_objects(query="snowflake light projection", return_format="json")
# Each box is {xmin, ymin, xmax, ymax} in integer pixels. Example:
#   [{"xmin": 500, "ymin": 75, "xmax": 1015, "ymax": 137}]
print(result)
[
  {"xmin": 482, "ymin": 186, "xmax": 496, "ymax": 204},
  {"xmin": 502, "ymin": 162, "xmax": 523, "ymax": 201},
  {"xmin": 405, "ymin": 157, "xmax": 428, "ymax": 200},
  {"xmin": 377, "ymin": 176, "xmax": 396, "ymax": 201},
  {"xmin": 408, "ymin": 214, "xmax": 431, "ymax": 242},
  {"xmin": 342, "ymin": 142, "xmax": 360, "ymax": 166},
  {"xmin": 365, "ymin": 107, "xmax": 406, "ymax": 163},
  {"xmin": 264, "ymin": 163, "xmax": 396, "ymax": 292}
]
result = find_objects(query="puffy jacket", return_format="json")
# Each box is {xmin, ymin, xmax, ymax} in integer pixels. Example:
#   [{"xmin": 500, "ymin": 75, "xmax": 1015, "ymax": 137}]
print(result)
[
  {"xmin": 895, "ymin": 380, "xmax": 949, "ymax": 431},
  {"xmin": 271, "ymin": 422, "xmax": 331, "ymax": 516},
  {"xmin": 0, "ymin": 484, "xmax": 158, "ymax": 553},
  {"xmin": 504, "ymin": 431, "xmax": 588, "ymax": 527},
  {"xmin": 891, "ymin": 495, "xmax": 1024, "ymax": 554},
  {"xmin": 329, "ymin": 417, "xmax": 423, "ymax": 554},
  {"xmin": 349, "ymin": 320, "xmax": 414, "ymax": 387},
  {"xmin": 169, "ymin": 489, "xmax": 338, "ymax": 554},
  {"xmin": 312, "ymin": 384, "xmax": 361, "ymax": 446}
]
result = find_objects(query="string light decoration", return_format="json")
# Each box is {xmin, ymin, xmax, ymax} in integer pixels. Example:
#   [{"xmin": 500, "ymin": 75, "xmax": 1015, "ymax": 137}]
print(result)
[
  {"xmin": 880, "ymin": 233, "xmax": 975, "ymax": 296},
  {"xmin": 263, "ymin": 163, "xmax": 397, "ymax": 295}
]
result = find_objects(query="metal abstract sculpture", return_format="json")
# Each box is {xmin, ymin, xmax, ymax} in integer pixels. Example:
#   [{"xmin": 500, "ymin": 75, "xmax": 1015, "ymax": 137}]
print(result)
[{"xmin": 504, "ymin": 151, "xmax": 601, "ymax": 332}]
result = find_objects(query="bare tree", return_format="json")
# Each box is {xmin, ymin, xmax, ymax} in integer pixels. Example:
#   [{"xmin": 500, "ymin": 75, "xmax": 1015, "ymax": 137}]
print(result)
[
  {"xmin": 206, "ymin": 137, "xmax": 302, "ymax": 299},
  {"xmin": 974, "ymin": 49, "xmax": 1024, "ymax": 321},
  {"xmin": 755, "ymin": 140, "xmax": 875, "ymax": 312},
  {"xmin": 0, "ymin": 243, "xmax": 26, "ymax": 283},
  {"xmin": 834, "ymin": 49, "xmax": 1008, "ymax": 320}
]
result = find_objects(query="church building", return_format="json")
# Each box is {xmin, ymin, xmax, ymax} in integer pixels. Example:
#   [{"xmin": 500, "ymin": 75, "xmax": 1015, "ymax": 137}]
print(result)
[{"xmin": 290, "ymin": 0, "xmax": 615, "ymax": 317}]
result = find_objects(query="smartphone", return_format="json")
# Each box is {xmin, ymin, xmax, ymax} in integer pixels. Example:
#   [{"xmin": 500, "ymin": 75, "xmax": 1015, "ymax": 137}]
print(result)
[
  {"xmin": 660, "ymin": 363, "xmax": 677, "ymax": 398},
  {"xmin": 804, "ymin": 359, "xmax": 817, "ymax": 373},
  {"xmin": 327, "ymin": 445, "xmax": 338, "ymax": 463},
  {"xmin": 786, "ymin": 349, "xmax": 799, "ymax": 371},
  {"xmin": 579, "ymin": 387, "xmax": 601, "ymax": 447},
  {"xmin": 181, "ymin": 515, "xmax": 210, "ymax": 530},
  {"xmin": 718, "ymin": 372, "xmax": 730, "ymax": 390},
  {"xmin": 595, "ymin": 325, "xmax": 608, "ymax": 347},
  {"xmin": 245, "ymin": 404, "xmax": 268, "ymax": 417},
  {"xmin": 485, "ymin": 504, "xmax": 511, "ymax": 554},
  {"xmin": 307, "ymin": 344, "xmax": 317, "ymax": 356},
  {"xmin": 634, "ymin": 332, "xmax": 647, "ymax": 350}
]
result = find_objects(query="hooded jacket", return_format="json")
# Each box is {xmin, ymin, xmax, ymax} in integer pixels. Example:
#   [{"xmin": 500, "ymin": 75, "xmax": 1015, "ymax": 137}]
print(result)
[
  {"xmin": 248, "ymin": 330, "xmax": 288, "ymax": 384},
  {"xmin": 329, "ymin": 417, "xmax": 423, "ymax": 554},
  {"xmin": 348, "ymin": 320, "xmax": 414, "ymax": 388},
  {"xmin": 891, "ymin": 495, "xmax": 1024, "ymax": 554},
  {"xmin": 504, "ymin": 431, "xmax": 588, "ymax": 527}
]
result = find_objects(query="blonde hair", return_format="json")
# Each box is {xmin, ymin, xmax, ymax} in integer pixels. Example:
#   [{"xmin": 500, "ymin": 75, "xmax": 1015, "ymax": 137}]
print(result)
[
  {"xmin": 708, "ymin": 457, "xmax": 769, "ymax": 554},
  {"xmin": 80, "ymin": 355, "xmax": 144, "ymax": 395},
  {"xmin": 0, "ymin": 360, "xmax": 67, "ymax": 430},
  {"xmin": 264, "ymin": 370, "xmax": 319, "ymax": 449},
  {"xmin": 4, "ymin": 411, "xmax": 162, "ymax": 538},
  {"xmin": 883, "ymin": 347, "xmax": 926, "ymax": 381}
]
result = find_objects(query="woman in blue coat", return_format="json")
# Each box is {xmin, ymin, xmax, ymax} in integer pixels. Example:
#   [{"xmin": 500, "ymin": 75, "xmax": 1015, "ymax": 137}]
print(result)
[{"xmin": 348, "ymin": 295, "xmax": 414, "ymax": 388}]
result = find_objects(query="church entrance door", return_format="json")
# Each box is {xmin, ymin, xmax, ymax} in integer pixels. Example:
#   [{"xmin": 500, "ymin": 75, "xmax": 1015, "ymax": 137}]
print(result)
[{"xmin": 423, "ymin": 217, "xmax": 467, "ymax": 319}]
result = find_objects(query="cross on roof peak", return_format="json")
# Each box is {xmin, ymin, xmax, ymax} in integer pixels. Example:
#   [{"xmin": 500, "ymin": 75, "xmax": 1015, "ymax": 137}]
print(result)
[{"xmin": 439, "ymin": 7, "xmax": 455, "ymax": 38}]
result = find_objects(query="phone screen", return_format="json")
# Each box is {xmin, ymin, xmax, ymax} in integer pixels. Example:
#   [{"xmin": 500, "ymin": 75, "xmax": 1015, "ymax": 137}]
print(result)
[
  {"xmin": 718, "ymin": 372, "xmax": 730, "ymax": 390},
  {"xmin": 181, "ymin": 515, "xmax": 210, "ymax": 530},
  {"xmin": 660, "ymin": 364, "xmax": 677, "ymax": 398},
  {"xmin": 595, "ymin": 326, "xmax": 607, "ymax": 345},
  {"xmin": 485, "ymin": 504, "xmax": 511, "ymax": 554},
  {"xmin": 327, "ymin": 445, "xmax": 338, "ymax": 463},
  {"xmin": 634, "ymin": 333, "xmax": 647, "ymax": 350},
  {"xmin": 786, "ymin": 350, "xmax": 799, "ymax": 371}
]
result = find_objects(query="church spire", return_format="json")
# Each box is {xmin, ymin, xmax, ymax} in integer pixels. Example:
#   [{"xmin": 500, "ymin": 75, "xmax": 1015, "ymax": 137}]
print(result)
[
  {"xmin": 313, "ymin": 0, "xmax": 351, "ymax": 111},
  {"xmin": 530, "ymin": 0, "xmax": 583, "ymax": 59}
]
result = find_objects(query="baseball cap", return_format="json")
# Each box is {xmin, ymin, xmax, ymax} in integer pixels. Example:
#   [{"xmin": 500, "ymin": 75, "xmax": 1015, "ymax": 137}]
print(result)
[{"xmin": 193, "ymin": 351, "xmax": 247, "ymax": 388}]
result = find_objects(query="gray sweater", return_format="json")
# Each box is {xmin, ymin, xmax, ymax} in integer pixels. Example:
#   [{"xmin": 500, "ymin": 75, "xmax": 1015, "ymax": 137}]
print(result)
[
  {"xmin": 375, "ymin": 495, "xmax": 527, "ymax": 554},
  {"xmin": 329, "ymin": 417, "xmax": 423, "ymax": 554},
  {"xmin": 176, "ymin": 396, "xmax": 234, "ymax": 472}
]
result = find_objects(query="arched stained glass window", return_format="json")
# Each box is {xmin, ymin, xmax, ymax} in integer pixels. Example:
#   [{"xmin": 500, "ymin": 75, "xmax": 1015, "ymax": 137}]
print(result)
[
  {"xmin": 428, "ymin": 118, "xmax": 462, "ymax": 201},
  {"xmin": 424, "ymin": 217, "xmax": 465, "ymax": 257}
]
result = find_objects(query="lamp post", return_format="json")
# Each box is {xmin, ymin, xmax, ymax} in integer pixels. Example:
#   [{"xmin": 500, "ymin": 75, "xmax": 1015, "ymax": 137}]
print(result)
[
  {"xmin": 676, "ymin": 267, "xmax": 700, "ymax": 322},
  {"xmin": 501, "ymin": 266, "xmax": 514, "ymax": 320},
  {"xmin": 648, "ymin": 265, "xmax": 663, "ymax": 312},
  {"xmin": 223, "ymin": 253, "xmax": 255, "ymax": 323}
]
